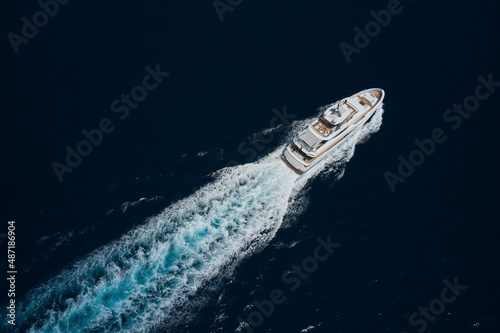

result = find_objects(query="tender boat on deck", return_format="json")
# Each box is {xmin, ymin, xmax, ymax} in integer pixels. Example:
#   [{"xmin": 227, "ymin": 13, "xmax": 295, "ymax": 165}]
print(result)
[{"xmin": 281, "ymin": 88, "xmax": 384, "ymax": 174}]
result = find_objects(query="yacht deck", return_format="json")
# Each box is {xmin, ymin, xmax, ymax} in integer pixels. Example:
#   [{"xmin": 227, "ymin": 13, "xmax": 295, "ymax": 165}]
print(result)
[{"xmin": 312, "ymin": 90, "xmax": 382, "ymax": 136}]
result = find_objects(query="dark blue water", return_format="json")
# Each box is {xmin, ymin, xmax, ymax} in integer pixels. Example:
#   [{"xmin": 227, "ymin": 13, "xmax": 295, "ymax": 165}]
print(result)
[{"xmin": 1, "ymin": 0, "xmax": 500, "ymax": 332}]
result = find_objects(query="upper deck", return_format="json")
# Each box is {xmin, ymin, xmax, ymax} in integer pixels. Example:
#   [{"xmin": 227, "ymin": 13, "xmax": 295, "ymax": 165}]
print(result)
[{"xmin": 312, "ymin": 89, "xmax": 382, "ymax": 137}]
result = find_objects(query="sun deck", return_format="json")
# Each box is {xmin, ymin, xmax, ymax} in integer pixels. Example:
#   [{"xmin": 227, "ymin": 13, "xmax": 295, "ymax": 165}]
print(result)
[{"xmin": 313, "ymin": 90, "xmax": 382, "ymax": 136}]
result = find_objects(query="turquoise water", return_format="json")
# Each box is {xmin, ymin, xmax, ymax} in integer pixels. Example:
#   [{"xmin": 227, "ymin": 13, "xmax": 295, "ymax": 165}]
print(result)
[{"xmin": 13, "ymin": 111, "xmax": 383, "ymax": 332}]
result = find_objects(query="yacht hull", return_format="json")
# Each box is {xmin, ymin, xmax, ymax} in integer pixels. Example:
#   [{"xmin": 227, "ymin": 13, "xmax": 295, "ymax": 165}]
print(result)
[{"xmin": 281, "ymin": 88, "xmax": 384, "ymax": 174}]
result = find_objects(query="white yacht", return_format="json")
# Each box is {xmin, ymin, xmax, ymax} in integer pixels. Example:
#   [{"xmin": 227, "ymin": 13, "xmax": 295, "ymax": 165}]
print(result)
[{"xmin": 281, "ymin": 88, "xmax": 384, "ymax": 174}]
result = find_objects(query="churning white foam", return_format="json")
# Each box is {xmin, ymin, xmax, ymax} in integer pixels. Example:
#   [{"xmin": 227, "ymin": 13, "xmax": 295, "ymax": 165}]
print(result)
[{"xmin": 15, "ymin": 108, "xmax": 383, "ymax": 333}]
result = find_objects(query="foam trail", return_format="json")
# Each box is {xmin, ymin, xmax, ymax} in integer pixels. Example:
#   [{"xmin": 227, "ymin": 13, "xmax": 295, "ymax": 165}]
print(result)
[{"xmin": 13, "ymin": 108, "xmax": 383, "ymax": 333}]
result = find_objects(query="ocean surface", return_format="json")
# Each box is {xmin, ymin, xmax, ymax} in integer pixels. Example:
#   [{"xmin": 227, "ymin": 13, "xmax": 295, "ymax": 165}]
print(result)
[{"xmin": 1, "ymin": 0, "xmax": 500, "ymax": 332}]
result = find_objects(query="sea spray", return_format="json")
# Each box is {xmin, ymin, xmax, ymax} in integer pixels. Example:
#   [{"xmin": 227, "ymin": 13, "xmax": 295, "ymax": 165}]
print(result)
[{"xmin": 13, "ymin": 107, "xmax": 384, "ymax": 333}]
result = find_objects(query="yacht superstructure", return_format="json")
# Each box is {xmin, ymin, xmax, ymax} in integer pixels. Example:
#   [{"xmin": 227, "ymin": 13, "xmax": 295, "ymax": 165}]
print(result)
[{"xmin": 281, "ymin": 88, "xmax": 384, "ymax": 174}]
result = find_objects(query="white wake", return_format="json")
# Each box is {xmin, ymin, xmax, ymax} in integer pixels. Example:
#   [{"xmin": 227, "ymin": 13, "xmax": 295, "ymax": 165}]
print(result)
[{"xmin": 15, "ymin": 107, "xmax": 384, "ymax": 333}]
